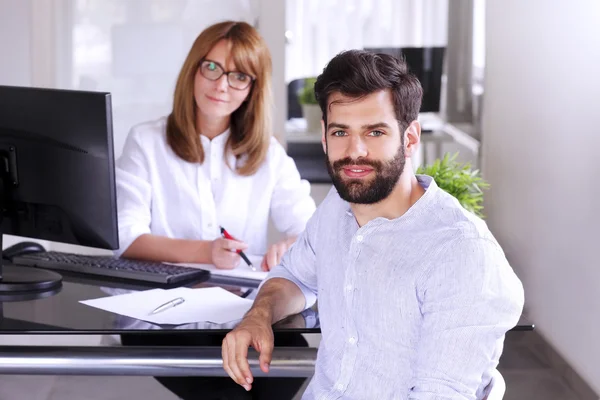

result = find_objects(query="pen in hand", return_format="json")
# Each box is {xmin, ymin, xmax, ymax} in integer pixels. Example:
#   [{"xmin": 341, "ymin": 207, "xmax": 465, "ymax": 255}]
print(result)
[
  {"xmin": 220, "ymin": 226, "xmax": 256, "ymax": 271},
  {"xmin": 149, "ymin": 297, "xmax": 185, "ymax": 315}
]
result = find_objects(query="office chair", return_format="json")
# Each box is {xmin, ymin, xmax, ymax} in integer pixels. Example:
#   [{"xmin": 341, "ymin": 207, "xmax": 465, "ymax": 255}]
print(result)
[
  {"xmin": 483, "ymin": 369, "xmax": 506, "ymax": 400},
  {"xmin": 287, "ymin": 78, "xmax": 306, "ymax": 119}
]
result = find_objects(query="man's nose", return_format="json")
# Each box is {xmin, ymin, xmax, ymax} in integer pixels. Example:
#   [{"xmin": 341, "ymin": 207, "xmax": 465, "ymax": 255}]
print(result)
[{"xmin": 346, "ymin": 135, "xmax": 368, "ymax": 159}]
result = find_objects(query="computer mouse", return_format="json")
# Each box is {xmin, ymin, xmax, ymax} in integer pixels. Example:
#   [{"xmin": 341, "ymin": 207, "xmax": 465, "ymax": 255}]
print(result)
[{"xmin": 2, "ymin": 241, "xmax": 46, "ymax": 260}]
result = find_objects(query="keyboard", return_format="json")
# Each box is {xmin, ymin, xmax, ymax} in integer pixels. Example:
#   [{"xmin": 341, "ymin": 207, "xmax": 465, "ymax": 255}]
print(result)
[{"xmin": 12, "ymin": 251, "xmax": 209, "ymax": 285}]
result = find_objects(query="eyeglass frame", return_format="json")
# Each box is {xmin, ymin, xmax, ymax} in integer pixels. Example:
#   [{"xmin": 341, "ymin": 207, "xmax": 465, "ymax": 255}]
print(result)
[{"xmin": 197, "ymin": 59, "xmax": 255, "ymax": 90}]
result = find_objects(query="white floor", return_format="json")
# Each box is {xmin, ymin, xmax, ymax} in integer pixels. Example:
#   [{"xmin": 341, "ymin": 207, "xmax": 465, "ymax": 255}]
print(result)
[{"xmin": 0, "ymin": 375, "xmax": 178, "ymax": 400}]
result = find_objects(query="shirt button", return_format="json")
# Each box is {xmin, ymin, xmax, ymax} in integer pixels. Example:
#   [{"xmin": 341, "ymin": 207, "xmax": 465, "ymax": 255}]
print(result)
[
  {"xmin": 207, "ymin": 223, "xmax": 213, "ymax": 228},
  {"xmin": 345, "ymin": 284, "xmax": 353, "ymax": 292},
  {"xmin": 348, "ymin": 337, "xmax": 356, "ymax": 344},
  {"xmin": 356, "ymin": 235, "xmax": 363, "ymax": 242},
  {"xmin": 336, "ymin": 383, "xmax": 344, "ymax": 391}
]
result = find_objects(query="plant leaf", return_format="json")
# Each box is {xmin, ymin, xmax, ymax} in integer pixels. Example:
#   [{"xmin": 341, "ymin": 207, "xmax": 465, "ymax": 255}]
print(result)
[{"xmin": 416, "ymin": 152, "xmax": 490, "ymax": 218}]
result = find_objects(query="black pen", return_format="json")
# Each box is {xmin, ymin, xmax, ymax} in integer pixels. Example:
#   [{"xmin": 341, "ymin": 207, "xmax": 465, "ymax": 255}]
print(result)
[{"xmin": 220, "ymin": 226, "xmax": 256, "ymax": 271}]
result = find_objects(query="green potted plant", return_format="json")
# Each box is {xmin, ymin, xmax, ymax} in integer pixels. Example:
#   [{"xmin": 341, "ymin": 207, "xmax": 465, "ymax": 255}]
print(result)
[
  {"xmin": 416, "ymin": 152, "xmax": 490, "ymax": 218},
  {"xmin": 297, "ymin": 77, "xmax": 322, "ymax": 134}
]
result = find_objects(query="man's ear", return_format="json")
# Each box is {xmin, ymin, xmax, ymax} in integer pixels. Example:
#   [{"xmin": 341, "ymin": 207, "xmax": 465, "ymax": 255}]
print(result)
[
  {"xmin": 404, "ymin": 120, "xmax": 421, "ymax": 158},
  {"xmin": 321, "ymin": 119, "xmax": 327, "ymax": 154}
]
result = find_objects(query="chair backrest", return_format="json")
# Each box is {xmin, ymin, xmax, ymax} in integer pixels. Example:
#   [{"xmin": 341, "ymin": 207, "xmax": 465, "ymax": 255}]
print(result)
[
  {"xmin": 483, "ymin": 369, "xmax": 506, "ymax": 400},
  {"xmin": 287, "ymin": 78, "xmax": 306, "ymax": 119}
]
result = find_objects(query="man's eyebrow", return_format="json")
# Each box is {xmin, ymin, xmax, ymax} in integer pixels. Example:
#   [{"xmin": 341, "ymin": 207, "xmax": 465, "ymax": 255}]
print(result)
[
  {"xmin": 327, "ymin": 122, "xmax": 392, "ymax": 131},
  {"xmin": 327, "ymin": 122, "xmax": 350, "ymax": 130},
  {"xmin": 361, "ymin": 122, "xmax": 392, "ymax": 130}
]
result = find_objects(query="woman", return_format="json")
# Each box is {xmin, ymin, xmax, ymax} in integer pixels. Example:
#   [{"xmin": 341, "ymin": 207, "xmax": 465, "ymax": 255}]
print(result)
[{"xmin": 117, "ymin": 20, "xmax": 315, "ymax": 400}]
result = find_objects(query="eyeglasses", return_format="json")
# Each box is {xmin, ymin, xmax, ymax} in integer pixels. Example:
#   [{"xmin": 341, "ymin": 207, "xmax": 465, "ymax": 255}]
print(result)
[{"xmin": 198, "ymin": 59, "xmax": 254, "ymax": 90}]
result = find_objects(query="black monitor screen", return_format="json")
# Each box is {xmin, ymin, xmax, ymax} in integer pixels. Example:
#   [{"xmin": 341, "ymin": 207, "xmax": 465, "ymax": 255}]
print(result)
[
  {"xmin": 0, "ymin": 85, "xmax": 119, "ymax": 250},
  {"xmin": 364, "ymin": 47, "xmax": 445, "ymax": 113}
]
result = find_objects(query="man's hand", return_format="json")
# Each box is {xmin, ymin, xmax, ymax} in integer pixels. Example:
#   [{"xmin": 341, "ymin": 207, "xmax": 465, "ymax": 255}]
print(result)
[
  {"xmin": 211, "ymin": 238, "xmax": 248, "ymax": 269},
  {"xmin": 222, "ymin": 312, "xmax": 274, "ymax": 391},
  {"xmin": 221, "ymin": 278, "xmax": 307, "ymax": 390},
  {"xmin": 261, "ymin": 236, "xmax": 297, "ymax": 271}
]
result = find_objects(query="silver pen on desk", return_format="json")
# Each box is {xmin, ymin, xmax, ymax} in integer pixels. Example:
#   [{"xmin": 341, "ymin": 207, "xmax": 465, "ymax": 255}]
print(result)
[{"xmin": 149, "ymin": 297, "xmax": 185, "ymax": 315}]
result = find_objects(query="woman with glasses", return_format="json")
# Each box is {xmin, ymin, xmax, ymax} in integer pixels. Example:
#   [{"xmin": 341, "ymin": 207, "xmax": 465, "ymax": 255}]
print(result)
[
  {"xmin": 116, "ymin": 20, "xmax": 315, "ymax": 400},
  {"xmin": 115, "ymin": 20, "xmax": 315, "ymax": 270}
]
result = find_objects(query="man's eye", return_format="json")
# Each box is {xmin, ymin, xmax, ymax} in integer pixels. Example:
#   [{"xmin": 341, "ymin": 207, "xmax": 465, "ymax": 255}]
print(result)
[
  {"xmin": 369, "ymin": 130, "xmax": 384, "ymax": 137},
  {"xmin": 331, "ymin": 131, "xmax": 346, "ymax": 137}
]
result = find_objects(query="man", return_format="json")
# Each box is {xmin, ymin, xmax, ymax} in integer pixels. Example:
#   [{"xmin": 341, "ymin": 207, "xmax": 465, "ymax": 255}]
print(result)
[{"xmin": 222, "ymin": 50, "xmax": 524, "ymax": 399}]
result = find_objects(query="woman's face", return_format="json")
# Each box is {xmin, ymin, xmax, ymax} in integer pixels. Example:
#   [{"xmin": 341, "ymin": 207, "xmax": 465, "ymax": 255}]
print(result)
[{"xmin": 194, "ymin": 39, "xmax": 254, "ymax": 120}]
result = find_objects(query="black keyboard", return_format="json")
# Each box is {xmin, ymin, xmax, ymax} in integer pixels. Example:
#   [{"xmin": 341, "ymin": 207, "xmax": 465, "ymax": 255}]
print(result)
[{"xmin": 12, "ymin": 251, "xmax": 209, "ymax": 285}]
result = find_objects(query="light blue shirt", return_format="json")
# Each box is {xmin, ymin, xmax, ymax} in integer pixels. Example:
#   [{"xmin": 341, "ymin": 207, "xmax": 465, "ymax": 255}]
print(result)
[{"xmin": 265, "ymin": 175, "xmax": 524, "ymax": 400}]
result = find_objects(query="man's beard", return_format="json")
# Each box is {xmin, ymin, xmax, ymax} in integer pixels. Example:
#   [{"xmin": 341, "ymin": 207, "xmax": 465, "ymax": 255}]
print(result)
[{"xmin": 326, "ymin": 145, "xmax": 406, "ymax": 205}]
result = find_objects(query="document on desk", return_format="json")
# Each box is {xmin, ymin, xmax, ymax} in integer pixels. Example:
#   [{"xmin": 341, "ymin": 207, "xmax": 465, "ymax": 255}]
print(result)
[
  {"xmin": 80, "ymin": 287, "xmax": 254, "ymax": 325},
  {"xmin": 167, "ymin": 254, "xmax": 269, "ymax": 281}
]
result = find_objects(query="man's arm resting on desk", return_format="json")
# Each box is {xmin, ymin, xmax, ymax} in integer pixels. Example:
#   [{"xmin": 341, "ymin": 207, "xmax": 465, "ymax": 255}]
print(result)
[
  {"xmin": 223, "ymin": 203, "xmax": 320, "ymax": 391},
  {"xmin": 222, "ymin": 277, "xmax": 306, "ymax": 391},
  {"xmin": 248, "ymin": 277, "xmax": 306, "ymax": 324}
]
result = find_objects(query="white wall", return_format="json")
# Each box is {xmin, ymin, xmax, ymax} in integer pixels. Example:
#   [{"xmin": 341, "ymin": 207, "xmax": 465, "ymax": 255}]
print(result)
[
  {"xmin": 0, "ymin": 0, "xmax": 31, "ymax": 86},
  {"xmin": 258, "ymin": 0, "xmax": 286, "ymax": 142},
  {"xmin": 482, "ymin": 0, "xmax": 600, "ymax": 393},
  {"xmin": 0, "ymin": 0, "xmax": 50, "ymax": 250}
]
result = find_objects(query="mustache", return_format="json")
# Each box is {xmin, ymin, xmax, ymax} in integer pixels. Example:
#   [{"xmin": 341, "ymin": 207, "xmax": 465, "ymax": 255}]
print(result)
[{"xmin": 332, "ymin": 157, "xmax": 382, "ymax": 171}]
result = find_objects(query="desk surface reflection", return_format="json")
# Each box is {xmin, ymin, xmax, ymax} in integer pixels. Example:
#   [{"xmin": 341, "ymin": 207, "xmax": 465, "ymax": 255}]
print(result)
[{"xmin": 0, "ymin": 271, "xmax": 531, "ymax": 334}]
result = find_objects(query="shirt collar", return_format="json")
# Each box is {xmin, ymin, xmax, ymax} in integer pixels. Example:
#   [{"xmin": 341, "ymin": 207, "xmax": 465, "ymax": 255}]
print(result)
[
  {"xmin": 416, "ymin": 174, "xmax": 436, "ymax": 190},
  {"xmin": 199, "ymin": 128, "xmax": 231, "ymax": 148}
]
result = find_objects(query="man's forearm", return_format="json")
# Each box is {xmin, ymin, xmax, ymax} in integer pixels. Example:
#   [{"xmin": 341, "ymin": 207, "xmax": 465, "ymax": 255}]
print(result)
[{"xmin": 247, "ymin": 278, "xmax": 306, "ymax": 324}]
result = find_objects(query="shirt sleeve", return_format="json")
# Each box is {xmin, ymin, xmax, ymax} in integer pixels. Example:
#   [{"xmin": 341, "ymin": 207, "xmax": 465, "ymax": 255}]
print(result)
[
  {"xmin": 113, "ymin": 128, "xmax": 153, "ymax": 257},
  {"xmin": 409, "ymin": 238, "xmax": 525, "ymax": 400},
  {"xmin": 268, "ymin": 140, "xmax": 317, "ymax": 237},
  {"xmin": 260, "ymin": 197, "xmax": 321, "ymax": 310}
]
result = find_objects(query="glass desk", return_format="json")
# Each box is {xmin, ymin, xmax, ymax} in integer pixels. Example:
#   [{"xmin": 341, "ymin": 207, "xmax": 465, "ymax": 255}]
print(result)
[{"xmin": 0, "ymin": 271, "xmax": 533, "ymax": 377}]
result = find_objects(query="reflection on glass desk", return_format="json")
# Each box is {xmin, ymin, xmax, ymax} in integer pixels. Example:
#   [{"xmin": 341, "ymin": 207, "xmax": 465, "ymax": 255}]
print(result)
[
  {"xmin": 0, "ymin": 272, "xmax": 319, "ymax": 334},
  {"xmin": 0, "ymin": 272, "xmax": 532, "ymax": 334}
]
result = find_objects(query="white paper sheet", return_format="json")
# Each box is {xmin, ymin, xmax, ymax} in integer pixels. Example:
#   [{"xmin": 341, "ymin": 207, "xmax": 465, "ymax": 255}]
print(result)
[
  {"xmin": 80, "ymin": 287, "xmax": 254, "ymax": 325},
  {"xmin": 168, "ymin": 254, "xmax": 269, "ymax": 281}
]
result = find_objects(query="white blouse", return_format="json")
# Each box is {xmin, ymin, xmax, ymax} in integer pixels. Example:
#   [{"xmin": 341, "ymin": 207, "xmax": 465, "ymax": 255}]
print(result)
[{"xmin": 114, "ymin": 117, "xmax": 316, "ymax": 258}]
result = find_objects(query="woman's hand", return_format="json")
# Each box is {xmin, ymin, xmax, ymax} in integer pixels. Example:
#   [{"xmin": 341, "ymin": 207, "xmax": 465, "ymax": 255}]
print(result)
[
  {"xmin": 211, "ymin": 238, "xmax": 249, "ymax": 269},
  {"xmin": 260, "ymin": 236, "xmax": 297, "ymax": 271}
]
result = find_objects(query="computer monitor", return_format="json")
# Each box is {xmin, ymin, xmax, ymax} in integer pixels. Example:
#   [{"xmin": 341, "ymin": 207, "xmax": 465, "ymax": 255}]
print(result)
[
  {"xmin": 0, "ymin": 85, "xmax": 119, "ymax": 295},
  {"xmin": 364, "ymin": 47, "xmax": 445, "ymax": 113}
]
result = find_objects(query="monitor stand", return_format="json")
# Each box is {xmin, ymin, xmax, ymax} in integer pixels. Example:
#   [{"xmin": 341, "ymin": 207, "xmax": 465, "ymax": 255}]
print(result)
[
  {"xmin": 0, "ymin": 166, "xmax": 62, "ymax": 298},
  {"xmin": 0, "ymin": 236, "xmax": 62, "ymax": 297},
  {"xmin": 0, "ymin": 263, "xmax": 63, "ymax": 292},
  {"xmin": 0, "ymin": 265, "xmax": 62, "ymax": 302}
]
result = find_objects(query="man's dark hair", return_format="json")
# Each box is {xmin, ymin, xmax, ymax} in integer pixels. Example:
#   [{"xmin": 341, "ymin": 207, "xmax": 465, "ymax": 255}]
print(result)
[{"xmin": 314, "ymin": 50, "xmax": 423, "ymax": 132}]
